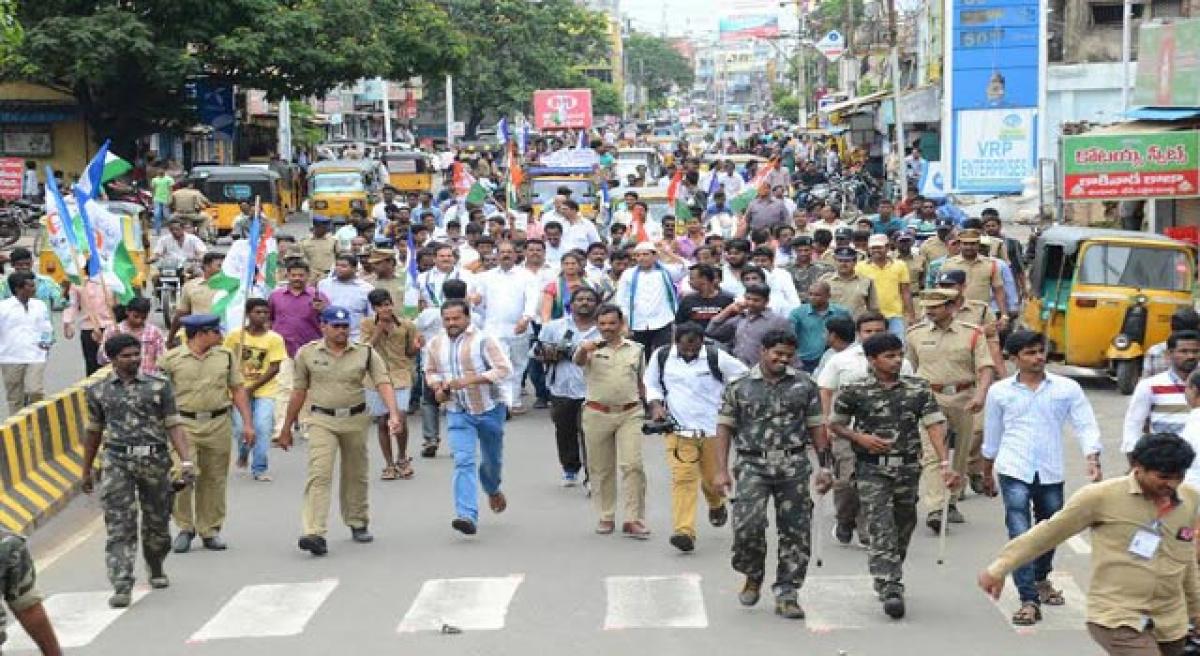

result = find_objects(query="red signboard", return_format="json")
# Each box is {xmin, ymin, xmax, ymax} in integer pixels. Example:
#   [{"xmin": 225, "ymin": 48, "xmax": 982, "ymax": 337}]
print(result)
[
  {"xmin": 533, "ymin": 89, "xmax": 593, "ymax": 131},
  {"xmin": 0, "ymin": 158, "xmax": 24, "ymax": 201}
]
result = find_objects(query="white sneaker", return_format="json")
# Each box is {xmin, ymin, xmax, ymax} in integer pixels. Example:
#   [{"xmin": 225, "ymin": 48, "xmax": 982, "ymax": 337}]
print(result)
[{"xmin": 561, "ymin": 471, "xmax": 578, "ymax": 487}]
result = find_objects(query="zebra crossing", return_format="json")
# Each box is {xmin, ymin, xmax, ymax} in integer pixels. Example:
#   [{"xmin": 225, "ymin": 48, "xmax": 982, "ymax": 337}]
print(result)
[{"xmin": 4, "ymin": 571, "xmax": 1089, "ymax": 651}]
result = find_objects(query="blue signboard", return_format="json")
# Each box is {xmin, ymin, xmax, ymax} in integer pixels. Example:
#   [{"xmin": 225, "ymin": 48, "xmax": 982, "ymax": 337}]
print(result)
[{"xmin": 949, "ymin": 0, "xmax": 1043, "ymax": 193}]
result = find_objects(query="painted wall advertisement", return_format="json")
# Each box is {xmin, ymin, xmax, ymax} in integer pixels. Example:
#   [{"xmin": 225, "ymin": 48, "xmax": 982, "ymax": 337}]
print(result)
[
  {"xmin": 1062, "ymin": 131, "xmax": 1200, "ymax": 201},
  {"xmin": 532, "ymin": 89, "xmax": 593, "ymax": 131},
  {"xmin": 0, "ymin": 158, "xmax": 23, "ymax": 201},
  {"xmin": 948, "ymin": 0, "xmax": 1043, "ymax": 194},
  {"xmin": 1133, "ymin": 19, "xmax": 1200, "ymax": 108}
]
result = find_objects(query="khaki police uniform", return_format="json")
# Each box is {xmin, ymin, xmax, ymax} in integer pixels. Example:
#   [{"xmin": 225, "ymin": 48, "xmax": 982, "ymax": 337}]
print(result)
[
  {"xmin": 953, "ymin": 298, "xmax": 1006, "ymax": 477},
  {"xmin": 821, "ymin": 272, "xmax": 877, "ymax": 318},
  {"xmin": 580, "ymin": 339, "xmax": 646, "ymax": 523},
  {"xmin": 906, "ymin": 292, "xmax": 994, "ymax": 515},
  {"xmin": 918, "ymin": 235, "xmax": 949, "ymax": 263},
  {"xmin": 300, "ymin": 234, "xmax": 338, "ymax": 285},
  {"xmin": 177, "ymin": 277, "xmax": 217, "ymax": 316},
  {"xmin": 293, "ymin": 340, "xmax": 389, "ymax": 536},
  {"xmin": 159, "ymin": 344, "xmax": 242, "ymax": 538},
  {"xmin": 894, "ymin": 251, "xmax": 927, "ymax": 290},
  {"xmin": 940, "ymin": 254, "xmax": 1001, "ymax": 305}
]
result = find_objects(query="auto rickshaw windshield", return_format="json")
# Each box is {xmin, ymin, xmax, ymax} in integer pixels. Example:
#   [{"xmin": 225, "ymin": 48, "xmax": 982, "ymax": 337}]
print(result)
[
  {"xmin": 1077, "ymin": 244, "xmax": 1193, "ymax": 291},
  {"xmin": 311, "ymin": 173, "xmax": 365, "ymax": 193},
  {"xmin": 530, "ymin": 179, "xmax": 594, "ymax": 205}
]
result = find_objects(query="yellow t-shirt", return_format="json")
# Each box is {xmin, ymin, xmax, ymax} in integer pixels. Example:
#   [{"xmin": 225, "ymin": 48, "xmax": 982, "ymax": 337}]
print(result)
[
  {"xmin": 224, "ymin": 329, "xmax": 287, "ymax": 398},
  {"xmin": 856, "ymin": 259, "xmax": 911, "ymax": 319}
]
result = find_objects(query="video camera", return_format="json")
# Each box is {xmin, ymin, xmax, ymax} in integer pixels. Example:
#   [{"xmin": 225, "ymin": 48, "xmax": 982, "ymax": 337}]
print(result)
[
  {"xmin": 642, "ymin": 416, "xmax": 681, "ymax": 435},
  {"xmin": 537, "ymin": 333, "xmax": 576, "ymax": 364}
]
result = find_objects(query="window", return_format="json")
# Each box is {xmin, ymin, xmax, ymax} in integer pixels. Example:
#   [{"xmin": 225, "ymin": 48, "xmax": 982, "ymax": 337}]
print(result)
[
  {"xmin": 1153, "ymin": 0, "xmax": 1183, "ymax": 18},
  {"xmin": 1077, "ymin": 244, "xmax": 1192, "ymax": 291},
  {"xmin": 1090, "ymin": 2, "xmax": 1144, "ymax": 26}
]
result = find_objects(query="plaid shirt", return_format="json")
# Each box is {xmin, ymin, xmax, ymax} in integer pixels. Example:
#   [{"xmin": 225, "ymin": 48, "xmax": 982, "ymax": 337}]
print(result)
[
  {"xmin": 97, "ymin": 321, "xmax": 166, "ymax": 375},
  {"xmin": 423, "ymin": 325, "xmax": 512, "ymax": 415}
]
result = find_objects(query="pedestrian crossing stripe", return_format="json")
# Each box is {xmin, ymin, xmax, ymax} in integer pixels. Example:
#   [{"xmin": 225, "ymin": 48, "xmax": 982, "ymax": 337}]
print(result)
[
  {"xmin": 397, "ymin": 575, "xmax": 524, "ymax": 633},
  {"xmin": 5, "ymin": 589, "xmax": 148, "ymax": 650},
  {"xmin": 190, "ymin": 579, "xmax": 339, "ymax": 642},
  {"xmin": 604, "ymin": 574, "xmax": 708, "ymax": 629}
]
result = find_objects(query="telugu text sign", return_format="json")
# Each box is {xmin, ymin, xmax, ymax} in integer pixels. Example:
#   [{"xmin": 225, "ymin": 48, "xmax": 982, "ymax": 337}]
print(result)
[
  {"xmin": 532, "ymin": 89, "xmax": 594, "ymax": 131},
  {"xmin": 0, "ymin": 158, "xmax": 24, "ymax": 201},
  {"xmin": 953, "ymin": 108, "xmax": 1036, "ymax": 194},
  {"xmin": 1062, "ymin": 131, "xmax": 1200, "ymax": 201}
]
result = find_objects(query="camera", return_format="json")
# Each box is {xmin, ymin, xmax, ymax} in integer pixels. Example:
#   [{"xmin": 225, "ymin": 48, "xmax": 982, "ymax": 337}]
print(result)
[
  {"xmin": 538, "ymin": 337, "xmax": 576, "ymax": 364},
  {"xmin": 642, "ymin": 417, "xmax": 679, "ymax": 435}
]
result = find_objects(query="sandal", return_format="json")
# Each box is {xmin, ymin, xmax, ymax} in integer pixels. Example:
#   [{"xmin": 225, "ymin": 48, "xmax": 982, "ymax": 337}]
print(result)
[
  {"xmin": 381, "ymin": 465, "xmax": 400, "ymax": 481},
  {"xmin": 1011, "ymin": 601, "xmax": 1041, "ymax": 626},
  {"xmin": 1036, "ymin": 580, "xmax": 1065, "ymax": 606},
  {"xmin": 395, "ymin": 458, "xmax": 414, "ymax": 479}
]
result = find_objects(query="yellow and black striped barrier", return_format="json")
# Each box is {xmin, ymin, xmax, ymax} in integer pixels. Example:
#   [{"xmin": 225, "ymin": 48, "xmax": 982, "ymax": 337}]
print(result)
[{"xmin": 0, "ymin": 371, "xmax": 107, "ymax": 534}]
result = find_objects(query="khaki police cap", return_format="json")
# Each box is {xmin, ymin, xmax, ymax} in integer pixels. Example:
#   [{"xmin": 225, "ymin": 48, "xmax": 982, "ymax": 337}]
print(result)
[{"xmin": 918, "ymin": 288, "xmax": 959, "ymax": 307}]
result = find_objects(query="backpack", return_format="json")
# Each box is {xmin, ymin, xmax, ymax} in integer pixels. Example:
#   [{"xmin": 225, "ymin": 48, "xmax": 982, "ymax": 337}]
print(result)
[{"xmin": 655, "ymin": 344, "xmax": 724, "ymax": 396}]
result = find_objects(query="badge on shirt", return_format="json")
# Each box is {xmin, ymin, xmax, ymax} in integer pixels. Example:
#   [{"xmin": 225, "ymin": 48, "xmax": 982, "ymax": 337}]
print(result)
[
  {"xmin": 1129, "ymin": 527, "xmax": 1162, "ymax": 560},
  {"xmin": 1177, "ymin": 526, "xmax": 1194, "ymax": 542}
]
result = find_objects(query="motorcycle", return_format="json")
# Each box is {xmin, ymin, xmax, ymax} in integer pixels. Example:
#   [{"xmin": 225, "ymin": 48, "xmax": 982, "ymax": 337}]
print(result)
[
  {"xmin": 154, "ymin": 258, "xmax": 193, "ymax": 328},
  {"xmin": 0, "ymin": 199, "xmax": 41, "ymax": 247}
]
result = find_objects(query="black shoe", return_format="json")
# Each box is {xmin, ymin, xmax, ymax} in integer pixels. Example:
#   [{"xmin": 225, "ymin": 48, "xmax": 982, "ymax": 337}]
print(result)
[
  {"xmin": 669, "ymin": 533, "xmax": 695, "ymax": 553},
  {"xmin": 172, "ymin": 530, "xmax": 195, "ymax": 553},
  {"xmin": 775, "ymin": 597, "xmax": 806, "ymax": 619},
  {"xmin": 351, "ymin": 526, "xmax": 374, "ymax": 543},
  {"xmin": 926, "ymin": 511, "xmax": 943, "ymax": 534},
  {"xmin": 298, "ymin": 534, "xmax": 328, "ymax": 556},
  {"xmin": 882, "ymin": 586, "xmax": 906, "ymax": 619},
  {"xmin": 147, "ymin": 560, "xmax": 169, "ymax": 589},
  {"xmin": 451, "ymin": 518, "xmax": 477, "ymax": 535},
  {"xmin": 708, "ymin": 505, "xmax": 728, "ymax": 528},
  {"xmin": 202, "ymin": 535, "xmax": 227, "ymax": 551},
  {"xmin": 947, "ymin": 505, "xmax": 965, "ymax": 524},
  {"xmin": 533, "ymin": 398, "xmax": 549, "ymax": 409},
  {"xmin": 738, "ymin": 577, "xmax": 762, "ymax": 606},
  {"xmin": 834, "ymin": 522, "xmax": 853, "ymax": 545},
  {"xmin": 420, "ymin": 442, "xmax": 438, "ymax": 458},
  {"xmin": 969, "ymin": 473, "xmax": 985, "ymax": 495},
  {"xmin": 108, "ymin": 590, "xmax": 132, "ymax": 608}
]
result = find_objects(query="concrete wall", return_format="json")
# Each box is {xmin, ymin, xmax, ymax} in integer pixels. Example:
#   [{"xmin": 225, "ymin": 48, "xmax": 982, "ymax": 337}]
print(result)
[{"xmin": 1045, "ymin": 62, "xmax": 1135, "ymax": 147}]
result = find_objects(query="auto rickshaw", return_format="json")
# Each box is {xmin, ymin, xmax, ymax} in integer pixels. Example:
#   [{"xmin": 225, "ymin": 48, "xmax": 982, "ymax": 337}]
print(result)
[
  {"xmin": 1021, "ymin": 226, "xmax": 1196, "ymax": 394},
  {"xmin": 524, "ymin": 167, "xmax": 599, "ymax": 219},
  {"xmin": 383, "ymin": 151, "xmax": 434, "ymax": 195},
  {"xmin": 188, "ymin": 166, "xmax": 285, "ymax": 236},
  {"xmin": 37, "ymin": 200, "xmax": 148, "ymax": 289},
  {"xmin": 307, "ymin": 159, "xmax": 375, "ymax": 220}
]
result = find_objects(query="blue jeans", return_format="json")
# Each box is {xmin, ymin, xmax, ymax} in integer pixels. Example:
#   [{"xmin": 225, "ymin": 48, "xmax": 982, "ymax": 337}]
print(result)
[
  {"xmin": 153, "ymin": 201, "xmax": 169, "ymax": 232},
  {"xmin": 998, "ymin": 474, "xmax": 1064, "ymax": 603},
  {"xmin": 448, "ymin": 404, "xmax": 506, "ymax": 523},
  {"xmin": 232, "ymin": 397, "xmax": 275, "ymax": 476}
]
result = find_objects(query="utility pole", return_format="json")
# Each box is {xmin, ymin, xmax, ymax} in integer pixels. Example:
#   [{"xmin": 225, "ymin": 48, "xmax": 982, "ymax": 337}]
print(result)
[
  {"xmin": 445, "ymin": 74, "xmax": 455, "ymax": 148},
  {"xmin": 888, "ymin": 0, "xmax": 906, "ymax": 195},
  {"xmin": 798, "ymin": 10, "xmax": 808, "ymax": 127},
  {"xmin": 379, "ymin": 76, "xmax": 392, "ymax": 148},
  {"xmin": 1120, "ymin": 0, "xmax": 1133, "ymax": 113}
]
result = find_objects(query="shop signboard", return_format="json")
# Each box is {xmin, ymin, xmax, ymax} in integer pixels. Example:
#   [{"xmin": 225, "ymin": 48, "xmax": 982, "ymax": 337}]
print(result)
[{"xmin": 1062, "ymin": 131, "xmax": 1200, "ymax": 201}]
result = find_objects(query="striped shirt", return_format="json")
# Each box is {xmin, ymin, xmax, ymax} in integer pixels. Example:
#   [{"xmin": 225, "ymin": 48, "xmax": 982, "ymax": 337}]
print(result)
[
  {"xmin": 1121, "ymin": 369, "xmax": 1190, "ymax": 453},
  {"xmin": 423, "ymin": 325, "xmax": 512, "ymax": 415}
]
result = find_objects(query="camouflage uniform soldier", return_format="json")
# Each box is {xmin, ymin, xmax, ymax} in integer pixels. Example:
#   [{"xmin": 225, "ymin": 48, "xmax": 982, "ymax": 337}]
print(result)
[
  {"xmin": 714, "ymin": 329, "xmax": 832, "ymax": 620},
  {"xmin": 82, "ymin": 333, "xmax": 195, "ymax": 609},
  {"xmin": 828, "ymin": 333, "xmax": 956, "ymax": 619},
  {"xmin": 0, "ymin": 529, "xmax": 60, "ymax": 654}
]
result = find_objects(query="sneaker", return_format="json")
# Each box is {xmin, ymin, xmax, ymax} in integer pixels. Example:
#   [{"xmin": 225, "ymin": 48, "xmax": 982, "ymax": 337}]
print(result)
[
  {"xmin": 561, "ymin": 471, "xmax": 578, "ymax": 487},
  {"xmin": 926, "ymin": 511, "xmax": 943, "ymax": 534},
  {"xmin": 451, "ymin": 518, "xmax": 477, "ymax": 535},
  {"xmin": 351, "ymin": 526, "xmax": 374, "ymax": 543},
  {"xmin": 947, "ymin": 505, "xmax": 965, "ymax": 524},
  {"xmin": 172, "ymin": 530, "xmax": 195, "ymax": 554},
  {"xmin": 833, "ymin": 522, "xmax": 853, "ymax": 545},
  {"xmin": 420, "ymin": 442, "xmax": 438, "ymax": 458}
]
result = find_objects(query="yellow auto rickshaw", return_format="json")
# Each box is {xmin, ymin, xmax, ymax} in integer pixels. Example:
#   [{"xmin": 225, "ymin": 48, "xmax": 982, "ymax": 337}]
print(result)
[
  {"xmin": 307, "ymin": 159, "xmax": 375, "ymax": 219},
  {"xmin": 524, "ymin": 167, "xmax": 599, "ymax": 219},
  {"xmin": 383, "ymin": 151, "xmax": 434, "ymax": 195},
  {"xmin": 189, "ymin": 166, "xmax": 285, "ymax": 236},
  {"xmin": 1021, "ymin": 226, "xmax": 1196, "ymax": 394},
  {"xmin": 37, "ymin": 200, "xmax": 148, "ymax": 289}
]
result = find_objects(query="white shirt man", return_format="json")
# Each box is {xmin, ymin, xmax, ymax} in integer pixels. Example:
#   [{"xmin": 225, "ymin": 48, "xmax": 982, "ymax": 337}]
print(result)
[
  {"xmin": 560, "ymin": 209, "xmax": 600, "ymax": 253},
  {"xmin": 371, "ymin": 195, "xmax": 404, "ymax": 225},
  {"xmin": 0, "ymin": 291, "xmax": 52, "ymax": 415},
  {"xmin": 153, "ymin": 230, "xmax": 207, "ymax": 263},
  {"xmin": 474, "ymin": 254, "xmax": 539, "ymax": 410},
  {"xmin": 817, "ymin": 341, "xmax": 913, "ymax": 392},
  {"xmin": 763, "ymin": 267, "xmax": 802, "ymax": 316},
  {"xmin": 615, "ymin": 243, "xmax": 686, "ymax": 333},
  {"xmin": 1122, "ymin": 367, "xmax": 1190, "ymax": 454},
  {"xmin": 644, "ymin": 341, "xmax": 748, "ymax": 435}
]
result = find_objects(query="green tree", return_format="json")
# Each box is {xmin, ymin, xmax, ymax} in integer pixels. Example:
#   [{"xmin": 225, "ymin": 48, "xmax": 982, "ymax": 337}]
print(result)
[
  {"xmin": 3, "ymin": 0, "xmax": 466, "ymax": 155},
  {"xmin": 583, "ymin": 79, "xmax": 622, "ymax": 117},
  {"xmin": 625, "ymin": 33, "xmax": 694, "ymax": 105},
  {"xmin": 440, "ymin": 0, "xmax": 611, "ymax": 138},
  {"xmin": 287, "ymin": 102, "xmax": 326, "ymax": 151}
]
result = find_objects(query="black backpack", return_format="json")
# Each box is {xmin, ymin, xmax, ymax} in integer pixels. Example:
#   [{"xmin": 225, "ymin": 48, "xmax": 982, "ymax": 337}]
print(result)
[{"xmin": 655, "ymin": 344, "xmax": 724, "ymax": 395}]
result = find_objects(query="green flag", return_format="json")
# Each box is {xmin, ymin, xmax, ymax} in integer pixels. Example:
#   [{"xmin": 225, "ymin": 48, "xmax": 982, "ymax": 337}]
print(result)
[
  {"xmin": 466, "ymin": 181, "xmax": 489, "ymax": 205},
  {"xmin": 674, "ymin": 199, "xmax": 692, "ymax": 221}
]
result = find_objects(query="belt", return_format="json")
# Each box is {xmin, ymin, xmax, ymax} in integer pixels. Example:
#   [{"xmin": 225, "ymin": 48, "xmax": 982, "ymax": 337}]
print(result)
[
  {"xmin": 736, "ymin": 445, "xmax": 807, "ymax": 458},
  {"xmin": 584, "ymin": 401, "xmax": 640, "ymax": 413},
  {"xmin": 856, "ymin": 452, "xmax": 919, "ymax": 467},
  {"xmin": 930, "ymin": 381, "xmax": 975, "ymax": 394},
  {"xmin": 311, "ymin": 402, "xmax": 367, "ymax": 418},
  {"xmin": 106, "ymin": 444, "xmax": 168, "ymax": 457},
  {"xmin": 179, "ymin": 407, "xmax": 230, "ymax": 421}
]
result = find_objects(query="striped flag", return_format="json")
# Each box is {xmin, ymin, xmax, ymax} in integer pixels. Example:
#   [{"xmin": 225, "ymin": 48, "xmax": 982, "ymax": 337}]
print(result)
[
  {"xmin": 208, "ymin": 210, "xmax": 277, "ymax": 330},
  {"xmin": 729, "ymin": 158, "xmax": 778, "ymax": 214}
]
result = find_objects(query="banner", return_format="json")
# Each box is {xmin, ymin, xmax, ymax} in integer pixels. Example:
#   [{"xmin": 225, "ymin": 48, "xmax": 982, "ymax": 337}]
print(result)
[
  {"xmin": 0, "ymin": 158, "xmax": 22, "ymax": 200},
  {"xmin": 718, "ymin": 14, "xmax": 780, "ymax": 42},
  {"xmin": 532, "ymin": 89, "xmax": 593, "ymax": 131},
  {"xmin": 1134, "ymin": 19, "xmax": 1200, "ymax": 108},
  {"xmin": 954, "ymin": 108, "xmax": 1037, "ymax": 194},
  {"xmin": 1062, "ymin": 131, "xmax": 1200, "ymax": 201}
]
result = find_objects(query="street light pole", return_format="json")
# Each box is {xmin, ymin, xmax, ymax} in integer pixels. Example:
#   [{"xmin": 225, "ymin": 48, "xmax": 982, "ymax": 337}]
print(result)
[
  {"xmin": 888, "ymin": 0, "xmax": 906, "ymax": 183},
  {"xmin": 798, "ymin": 14, "xmax": 808, "ymax": 126}
]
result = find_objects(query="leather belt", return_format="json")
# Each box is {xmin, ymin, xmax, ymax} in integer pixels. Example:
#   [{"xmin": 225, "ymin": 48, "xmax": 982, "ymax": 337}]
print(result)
[
  {"xmin": 179, "ymin": 407, "xmax": 230, "ymax": 421},
  {"xmin": 106, "ymin": 444, "xmax": 168, "ymax": 457},
  {"xmin": 736, "ymin": 445, "xmax": 807, "ymax": 458},
  {"xmin": 311, "ymin": 402, "xmax": 367, "ymax": 418},
  {"xmin": 584, "ymin": 401, "xmax": 640, "ymax": 413},
  {"xmin": 856, "ymin": 452, "xmax": 919, "ymax": 467},
  {"xmin": 930, "ymin": 381, "xmax": 975, "ymax": 394}
]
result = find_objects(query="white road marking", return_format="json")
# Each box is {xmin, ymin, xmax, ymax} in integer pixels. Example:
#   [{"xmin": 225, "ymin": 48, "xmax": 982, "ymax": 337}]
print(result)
[
  {"xmin": 603, "ymin": 574, "xmax": 708, "ymax": 630},
  {"xmin": 995, "ymin": 572, "xmax": 1088, "ymax": 632},
  {"xmin": 801, "ymin": 575, "xmax": 896, "ymax": 632},
  {"xmin": 397, "ymin": 575, "xmax": 524, "ymax": 633},
  {"xmin": 6, "ymin": 589, "xmax": 148, "ymax": 650},
  {"xmin": 189, "ymin": 579, "xmax": 338, "ymax": 641},
  {"xmin": 33, "ymin": 515, "xmax": 105, "ymax": 573},
  {"xmin": 1067, "ymin": 534, "xmax": 1092, "ymax": 555}
]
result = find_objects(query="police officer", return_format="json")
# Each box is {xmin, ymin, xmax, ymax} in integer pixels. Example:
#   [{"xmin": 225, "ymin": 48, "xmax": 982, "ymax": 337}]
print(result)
[
  {"xmin": 160, "ymin": 314, "xmax": 254, "ymax": 554},
  {"xmin": 713, "ymin": 329, "xmax": 832, "ymax": 620},
  {"xmin": 82, "ymin": 333, "xmax": 195, "ymax": 608},
  {"xmin": 940, "ymin": 229, "xmax": 1011, "ymax": 327},
  {"xmin": 906, "ymin": 288, "xmax": 996, "ymax": 532},
  {"xmin": 828, "ymin": 332, "xmax": 955, "ymax": 619},
  {"xmin": 821, "ymin": 246, "xmax": 877, "ymax": 318},
  {"xmin": 301, "ymin": 215, "xmax": 338, "ymax": 285},
  {"xmin": 169, "ymin": 251, "xmax": 224, "ymax": 341},
  {"xmin": 278, "ymin": 306, "xmax": 399, "ymax": 556}
]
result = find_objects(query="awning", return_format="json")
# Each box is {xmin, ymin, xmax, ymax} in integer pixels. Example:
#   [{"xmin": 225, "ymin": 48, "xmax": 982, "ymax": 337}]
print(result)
[
  {"xmin": 818, "ymin": 90, "xmax": 891, "ymax": 115},
  {"xmin": 0, "ymin": 101, "xmax": 78, "ymax": 123},
  {"xmin": 1124, "ymin": 107, "xmax": 1200, "ymax": 121}
]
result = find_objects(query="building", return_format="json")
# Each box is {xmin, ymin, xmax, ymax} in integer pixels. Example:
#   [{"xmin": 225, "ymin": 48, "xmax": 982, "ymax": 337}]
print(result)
[{"xmin": 0, "ymin": 82, "xmax": 94, "ymax": 182}]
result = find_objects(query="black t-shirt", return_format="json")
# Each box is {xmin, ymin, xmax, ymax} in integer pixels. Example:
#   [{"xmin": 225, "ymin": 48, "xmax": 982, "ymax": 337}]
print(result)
[{"xmin": 675, "ymin": 291, "xmax": 735, "ymax": 329}]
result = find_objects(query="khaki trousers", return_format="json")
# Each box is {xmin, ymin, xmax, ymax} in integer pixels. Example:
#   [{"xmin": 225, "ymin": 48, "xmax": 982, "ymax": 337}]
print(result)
[
  {"xmin": 1, "ymin": 362, "xmax": 46, "ymax": 417},
  {"xmin": 581, "ymin": 406, "xmax": 645, "ymax": 523},
  {"xmin": 918, "ymin": 389, "xmax": 975, "ymax": 513},
  {"xmin": 665, "ymin": 434, "xmax": 724, "ymax": 538},
  {"xmin": 302, "ymin": 415, "xmax": 371, "ymax": 536},
  {"xmin": 273, "ymin": 358, "xmax": 313, "ymax": 439},
  {"xmin": 1086, "ymin": 623, "xmax": 1186, "ymax": 656},
  {"xmin": 172, "ymin": 415, "xmax": 232, "ymax": 537}
]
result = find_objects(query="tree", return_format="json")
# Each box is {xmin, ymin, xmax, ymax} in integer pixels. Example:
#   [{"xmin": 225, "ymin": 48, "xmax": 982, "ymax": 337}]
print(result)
[
  {"xmin": 3, "ymin": 0, "xmax": 467, "ymax": 155},
  {"xmin": 583, "ymin": 79, "xmax": 622, "ymax": 117},
  {"xmin": 624, "ymin": 33, "xmax": 694, "ymax": 105},
  {"xmin": 440, "ymin": 0, "xmax": 612, "ymax": 138}
]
